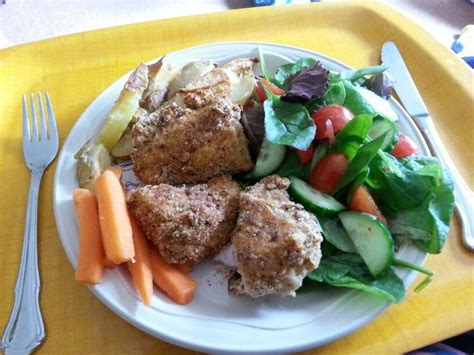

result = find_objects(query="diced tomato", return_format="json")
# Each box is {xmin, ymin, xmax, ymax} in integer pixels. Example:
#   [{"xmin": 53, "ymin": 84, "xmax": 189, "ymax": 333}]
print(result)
[
  {"xmin": 391, "ymin": 133, "xmax": 417, "ymax": 158},
  {"xmin": 255, "ymin": 82, "xmax": 267, "ymax": 102},
  {"xmin": 349, "ymin": 186, "xmax": 387, "ymax": 225},
  {"xmin": 255, "ymin": 78, "xmax": 285, "ymax": 102},
  {"xmin": 325, "ymin": 119, "xmax": 335, "ymax": 144},
  {"xmin": 312, "ymin": 104, "xmax": 354, "ymax": 140},
  {"xmin": 309, "ymin": 152, "xmax": 349, "ymax": 194},
  {"xmin": 290, "ymin": 144, "xmax": 315, "ymax": 165}
]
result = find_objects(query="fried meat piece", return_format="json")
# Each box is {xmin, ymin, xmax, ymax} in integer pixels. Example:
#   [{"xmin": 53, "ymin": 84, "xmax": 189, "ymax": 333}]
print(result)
[
  {"xmin": 231, "ymin": 175, "xmax": 323, "ymax": 297},
  {"xmin": 131, "ymin": 89, "xmax": 253, "ymax": 184},
  {"xmin": 127, "ymin": 175, "xmax": 240, "ymax": 265}
]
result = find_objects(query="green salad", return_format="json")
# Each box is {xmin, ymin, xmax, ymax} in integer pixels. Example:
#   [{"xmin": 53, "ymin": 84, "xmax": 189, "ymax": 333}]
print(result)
[{"xmin": 238, "ymin": 50, "xmax": 455, "ymax": 303}]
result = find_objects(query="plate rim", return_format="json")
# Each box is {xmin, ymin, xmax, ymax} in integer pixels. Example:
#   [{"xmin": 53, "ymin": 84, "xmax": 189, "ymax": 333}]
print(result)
[{"xmin": 53, "ymin": 40, "xmax": 430, "ymax": 353}]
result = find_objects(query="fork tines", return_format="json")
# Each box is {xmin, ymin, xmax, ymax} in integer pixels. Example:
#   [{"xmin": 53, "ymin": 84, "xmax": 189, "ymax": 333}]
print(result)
[{"xmin": 23, "ymin": 92, "xmax": 58, "ymax": 143}]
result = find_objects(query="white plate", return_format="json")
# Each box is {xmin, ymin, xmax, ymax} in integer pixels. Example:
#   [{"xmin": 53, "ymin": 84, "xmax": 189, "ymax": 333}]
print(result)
[{"xmin": 53, "ymin": 42, "xmax": 431, "ymax": 353}]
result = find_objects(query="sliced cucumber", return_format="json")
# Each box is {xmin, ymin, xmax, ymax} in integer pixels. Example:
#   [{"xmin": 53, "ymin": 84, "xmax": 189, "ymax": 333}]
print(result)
[
  {"xmin": 244, "ymin": 138, "xmax": 286, "ymax": 179},
  {"xmin": 319, "ymin": 216, "xmax": 357, "ymax": 253},
  {"xmin": 339, "ymin": 211, "xmax": 394, "ymax": 277},
  {"xmin": 289, "ymin": 176, "xmax": 345, "ymax": 217},
  {"xmin": 368, "ymin": 116, "xmax": 399, "ymax": 151}
]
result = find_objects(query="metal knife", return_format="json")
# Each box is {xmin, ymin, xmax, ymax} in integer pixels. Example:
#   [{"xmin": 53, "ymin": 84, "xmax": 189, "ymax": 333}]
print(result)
[{"xmin": 381, "ymin": 41, "xmax": 474, "ymax": 252}]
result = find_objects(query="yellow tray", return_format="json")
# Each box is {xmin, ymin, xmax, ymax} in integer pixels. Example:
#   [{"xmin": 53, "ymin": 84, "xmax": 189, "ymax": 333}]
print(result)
[{"xmin": 0, "ymin": 3, "xmax": 472, "ymax": 354}]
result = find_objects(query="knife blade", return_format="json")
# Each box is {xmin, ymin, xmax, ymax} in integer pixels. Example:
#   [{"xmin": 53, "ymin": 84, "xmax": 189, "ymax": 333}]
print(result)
[{"xmin": 381, "ymin": 41, "xmax": 474, "ymax": 252}]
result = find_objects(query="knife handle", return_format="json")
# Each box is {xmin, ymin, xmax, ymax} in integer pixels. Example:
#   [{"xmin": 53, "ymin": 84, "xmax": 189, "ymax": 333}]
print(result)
[{"xmin": 417, "ymin": 116, "xmax": 474, "ymax": 251}]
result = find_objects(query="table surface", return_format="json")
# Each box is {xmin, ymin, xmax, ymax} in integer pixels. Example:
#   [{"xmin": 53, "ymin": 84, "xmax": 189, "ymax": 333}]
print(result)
[
  {"xmin": 0, "ymin": 2, "xmax": 473, "ymax": 354},
  {"xmin": 0, "ymin": 0, "xmax": 473, "ymax": 49}
]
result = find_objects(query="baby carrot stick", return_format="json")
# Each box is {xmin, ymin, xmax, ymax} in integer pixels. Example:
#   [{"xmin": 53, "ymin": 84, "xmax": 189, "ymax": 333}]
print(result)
[
  {"xmin": 73, "ymin": 188, "xmax": 105, "ymax": 284},
  {"xmin": 95, "ymin": 170, "xmax": 134, "ymax": 264},
  {"xmin": 150, "ymin": 251, "xmax": 198, "ymax": 305},
  {"xmin": 127, "ymin": 215, "xmax": 153, "ymax": 306},
  {"xmin": 172, "ymin": 263, "xmax": 193, "ymax": 274},
  {"xmin": 108, "ymin": 165, "xmax": 122, "ymax": 180},
  {"xmin": 103, "ymin": 256, "xmax": 116, "ymax": 268}
]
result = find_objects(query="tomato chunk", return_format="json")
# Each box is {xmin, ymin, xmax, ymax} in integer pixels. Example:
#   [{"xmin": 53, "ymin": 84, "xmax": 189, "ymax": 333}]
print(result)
[
  {"xmin": 312, "ymin": 104, "xmax": 354, "ymax": 140},
  {"xmin": 391, "ymin": 133, "xmax": 417, "ymax": 157},
  {"xmin": 255, "ymin": 78, "xmax": 285, "ymax": 102},
  {"xmin": 309, "ymin": 152, "xmax": 349, "ymax": 194},
  {"xmin": 290, "ymin": 144, "xmax": 315, "ymax": 165},
  {"xmin": 349, "ymin": 186, "xmax": 387, "ymax": 225},
  {"xmin": 254, "ymin": 82, "xmax": 267, "ymax": 102}
]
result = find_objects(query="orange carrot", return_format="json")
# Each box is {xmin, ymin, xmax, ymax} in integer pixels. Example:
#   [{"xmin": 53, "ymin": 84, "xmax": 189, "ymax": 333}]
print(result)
[
  {"xmin": 103, "ymin": 256, "xmax": 116, "ymax": 268},
  {"xmin": 95, "ymin": 170, "xmax": 135, "ymax": 264},
  {"xmin": 102, "ymin": 166, "xmax": 123, "ymax": 269},
  {"xmin": 127, "ymin": 215, "xmax": 153, "ymax": 306},
  {"xmin": 172, "ymin": 263, "xmax": 193, "ymax": 274},
  {"xmin": 150, "ymin": 251, "xmax": 198, "ymax": 305},
  {"xmin": 108, "ymin": 165, "xmax": 122, "ymax": 180},
  {"xmin": 73, "ymin": 188, "xmax": 105, "ymax": 284}
]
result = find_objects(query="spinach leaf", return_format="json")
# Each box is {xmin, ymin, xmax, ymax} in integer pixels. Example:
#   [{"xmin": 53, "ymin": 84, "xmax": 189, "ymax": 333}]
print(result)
[
  {"xmin": 345, "ymin": 167, "xmax": 370, "ymax": 203},
  {"xmin": 282, "ymin": 62, "xmax": 329, "ymax": 104},
  {"xmin": 334, "ymin": 132, "xmax": 387, "ymax": 193},
  {"xmin": 274, "ymin": 58, "xmax": 317, "ymax": 90},
  {"xmin": 366, "ymin": 154, "xmax": 455, "ymax": 254},
  {"xmin": 343, "ymin": 81, "xmax": 398, "ymax": 122},
  {"xmin": 276, "ymin": 150, "xmax": 309, "ymax": 179},
  {"xmin": 319, "ymin": 216, "xmax": 356, "ymax": 253},
  {"xmin": 323, "ymin": 80, "xmax": 346, "ymax": 105},
  {"xmin": 307, "ymin": 253, "xmax": 405, "ymax": 303},
  {"xmin": 367, "ymin": 154, "xmax": 444, "ymax": 211},
  {"xmin": 353, "ymin": 167, "xmax": 370, "ymax": 188},
  {"xmin": 339, "ymin": 65, "xmax": 389, "ymax": 81},
  {"xmin": 264, "ymin": 96, "xmax": 315, "ymax": 150},
  {"xmin": 334, "ymin": 114, "xmax": 373, "ymax": 161}
]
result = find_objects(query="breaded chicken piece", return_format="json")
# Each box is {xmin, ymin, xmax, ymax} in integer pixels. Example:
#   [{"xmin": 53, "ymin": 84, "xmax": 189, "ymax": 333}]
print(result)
[
  {"xmin": 131, "ymin": 89, "xmax": 253, "ymax": 184},
  {"xmin": 230, "ymin": 175, "xmax": 323, "ymax": 298},
  {"xmin": 127, "ymin": 175, "xmax": 240, "ymax": 265}
]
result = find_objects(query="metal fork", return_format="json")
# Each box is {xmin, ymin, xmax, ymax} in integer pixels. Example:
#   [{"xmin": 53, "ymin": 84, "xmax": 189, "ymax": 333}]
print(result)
[{"xmin": 1, "ymin": 93, "xmax": 58, "ymax": 354}]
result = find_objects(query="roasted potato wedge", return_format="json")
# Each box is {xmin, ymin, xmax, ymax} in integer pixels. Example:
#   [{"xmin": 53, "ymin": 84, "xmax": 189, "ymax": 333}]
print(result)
[
  {"xmin": 167, "ymin": 60, "xmax": 216, "ymax": 99},
  {"xmin": 98, "ymin": 63, "xmax": 148, "ymax": 149},
  {"xmin": 75, "ymin": 140, "xmax": 112, "ymax": 192}
]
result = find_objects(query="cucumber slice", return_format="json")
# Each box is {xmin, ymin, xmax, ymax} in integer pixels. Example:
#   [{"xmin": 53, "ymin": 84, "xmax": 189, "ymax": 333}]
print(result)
[
  {"xmin": 319, "ymin": 216, "xmax": 357, "ymax": 253},
  {"xmin": 339, "ymin": 211, "xmax": 394, "ymax": 277},
  {"xmin": 369, "ymin": 116, "xmax": 399, "ymax": 151},
  {"xmin": 289, "ymin": 176, "xmax": 345, "ymax": 216},
  {"xmin": 244, "ymin": 138, "xmax": 286, "ymax": 179}
]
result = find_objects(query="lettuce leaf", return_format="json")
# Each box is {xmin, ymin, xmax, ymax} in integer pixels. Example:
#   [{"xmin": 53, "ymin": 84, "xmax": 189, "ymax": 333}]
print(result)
[
  {"xmin": 334, "ymin": 114, "xmax": 373, "ymax": 161},
  {"xmin": 323, "ymin": 80, "xmax": 346, "ymax": 105},
  {"xmin": 273, "ymin": 58, "xmax": 317, "ymax": 90},
  {"xmin": 343, "ymin": 80, "xmax": 398, "ymax": 122},
  {"xmin": 319, "ymin": 216, "xmax": 357, "ymax": 253},
  {"xmin": 263, "ymin": 96, "xmax": 315, "ymax": 150},
  {"xmin": 281, "ymin": 62, "xmax": 328, "ymax": 104},
  {"xmin": 366, "ymin": 154, "xmax": 455, "ymax": 253},
  {"xmin": 339, "ymin": 64, "xmax": 389, "ymax": 81},
  {"xmin": 307, "ymin": 253, "xmax": 406, "ymax": 303},
  {"xmin": 334, "ymin": 132, "xmax": 388, "ymax": 194}
]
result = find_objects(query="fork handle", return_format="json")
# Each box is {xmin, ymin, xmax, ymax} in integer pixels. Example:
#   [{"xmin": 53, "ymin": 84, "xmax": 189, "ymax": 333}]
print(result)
[
  {"xmin": 1, "ymin": 170, "xmax": 46, "ymax": 354},
  {"xmin": 419, "ymin": 119, "xmax": 474, "ymax": 252}
]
